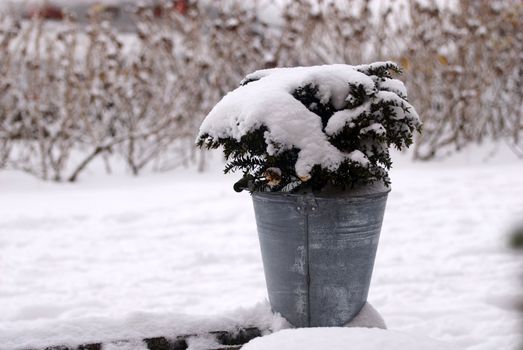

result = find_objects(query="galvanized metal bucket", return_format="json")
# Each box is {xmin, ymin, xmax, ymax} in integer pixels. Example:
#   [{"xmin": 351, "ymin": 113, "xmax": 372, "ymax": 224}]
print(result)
[{"xmin": 252, "ymin": 184, "xmax": 389, "ymax": 327}]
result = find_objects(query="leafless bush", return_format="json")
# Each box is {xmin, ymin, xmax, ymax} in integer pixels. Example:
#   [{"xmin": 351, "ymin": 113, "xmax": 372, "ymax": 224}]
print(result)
[
  {"xmin": 269, "ymin": 0, "xmax": 523, "ymax": 160},
  {"xmin": 397, "ymin": 0, "xmax": 523, "ymax": 159},
  {"xmin": 0, "ymin": 6, "xmax": 207, "ymax": 181},
  {"xmin": 0, "ymin": 0, "xmax": 521, "ymax": 182}
]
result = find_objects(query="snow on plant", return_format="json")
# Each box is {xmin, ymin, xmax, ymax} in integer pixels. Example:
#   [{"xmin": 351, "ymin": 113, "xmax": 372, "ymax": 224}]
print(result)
[{"xmin": 197, "ymin": 62, "xmax": 421, "ymax": 192}]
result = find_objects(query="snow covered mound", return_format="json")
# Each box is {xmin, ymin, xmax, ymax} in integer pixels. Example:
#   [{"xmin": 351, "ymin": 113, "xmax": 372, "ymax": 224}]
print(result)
[
  {"xmin": 197, "ymin": 62, "xmax": 420, "ymax": 184},
  {"xmin": 0, "ymin": 301, "xmax": 288, "ymax": 350},
  {"xmin": 242, "ymin": 328, "xmax": 464, "ymax": 350}
]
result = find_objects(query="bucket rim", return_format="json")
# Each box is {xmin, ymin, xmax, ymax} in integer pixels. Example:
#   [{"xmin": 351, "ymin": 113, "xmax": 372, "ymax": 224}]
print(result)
[{"xmin": 251, "ymin": 182, "xmax": 391, "ymax": 200}]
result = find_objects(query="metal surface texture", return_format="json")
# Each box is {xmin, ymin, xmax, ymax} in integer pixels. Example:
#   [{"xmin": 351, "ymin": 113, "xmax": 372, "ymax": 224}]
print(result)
[{"xmin": 252, "ymin": 186, "xmax": 389, "ymax": 327}]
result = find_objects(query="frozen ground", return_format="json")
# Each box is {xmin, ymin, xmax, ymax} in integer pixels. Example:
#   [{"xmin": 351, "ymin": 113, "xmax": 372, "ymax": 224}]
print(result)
[
  {"xmin": 243, "ymin": 327, "xmax": 462, "ymax": 350},
  {"xmin": 0, "ymin": 150, "xmax": 522, "ymax": 349}
]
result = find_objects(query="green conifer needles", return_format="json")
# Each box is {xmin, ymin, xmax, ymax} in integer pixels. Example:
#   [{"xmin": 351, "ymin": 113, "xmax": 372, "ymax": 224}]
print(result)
[{"xmin": 197, "ymin": 62, "xmax": 421, "ymax": 193}]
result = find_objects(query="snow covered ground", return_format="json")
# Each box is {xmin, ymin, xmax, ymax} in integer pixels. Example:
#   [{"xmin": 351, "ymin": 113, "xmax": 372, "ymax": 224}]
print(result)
[
  {"xmin": 0, "ymin": 150, "xmax": 522, "ymax": 349},
  {"xmin": 243, "ymin": 327, "xmax": 462, "ymax": 350}
]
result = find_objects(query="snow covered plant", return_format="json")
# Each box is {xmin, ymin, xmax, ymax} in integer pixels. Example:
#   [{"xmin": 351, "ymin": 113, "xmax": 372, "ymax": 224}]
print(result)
[{"xmin": 197, "ymin": 62, "xmax": 421, "ymax": 193}]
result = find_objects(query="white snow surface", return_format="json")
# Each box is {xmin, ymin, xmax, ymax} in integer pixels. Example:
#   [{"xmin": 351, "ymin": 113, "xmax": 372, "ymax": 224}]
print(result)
[
  {"xmin": 242, "ymin": 327, "xmax": 463, "ymax": 350},
  {"xmin": 379, "ymin": 77, "xmax": 408, "ymax": 98},
  {"xmin": 344, "ymin": 302, "xmax": 386, "ymax": 329},
  {"xmin": 0, "ymin": 151, "xmax": 522, "ymax": 349},
  {"xmin": 198, "ymin": 64, "xmax": 418, "ymax": 180},
  {"xmin": 325, "ymin": 103, "xmax": 370, "ymax": 136}
]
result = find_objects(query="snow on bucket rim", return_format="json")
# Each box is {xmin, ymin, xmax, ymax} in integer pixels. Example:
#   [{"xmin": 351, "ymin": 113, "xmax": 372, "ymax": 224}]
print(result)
[{"xmin": 242, "ymin": 327, "xmax": 464, "ymax": 350}]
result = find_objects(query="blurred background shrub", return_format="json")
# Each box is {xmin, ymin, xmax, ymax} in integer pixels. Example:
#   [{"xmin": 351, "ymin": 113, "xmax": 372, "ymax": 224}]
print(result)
[{"xmin": 0, "ymin": 0, "xmax": 521, "ymax": 181}]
